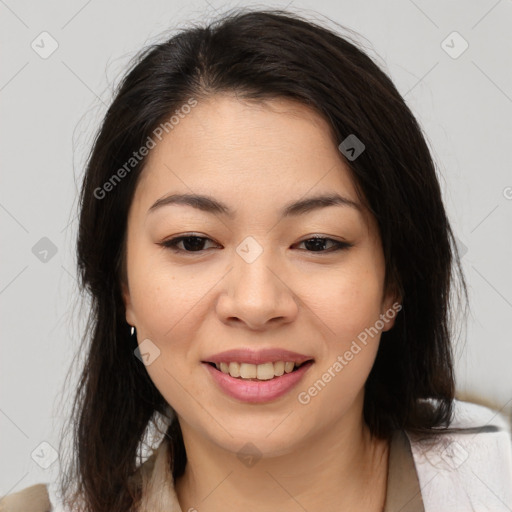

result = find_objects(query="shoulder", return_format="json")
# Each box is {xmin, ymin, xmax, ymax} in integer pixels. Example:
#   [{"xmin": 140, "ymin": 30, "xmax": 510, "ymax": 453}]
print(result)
[
  {"xmin": 406, "ymin": 399, "xmax": 512, "ymax": 511},
  {"xmin": 0, "ymin": 483, "xmax": 51, "ymax": 512},
  {"xmin": 448, "ymin": 398, "xmax": 511, "ymax": 431}
]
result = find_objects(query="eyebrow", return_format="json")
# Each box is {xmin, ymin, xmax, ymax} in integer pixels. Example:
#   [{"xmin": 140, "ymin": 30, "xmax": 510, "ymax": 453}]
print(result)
[{"xmin": 147, "ymin": 192, "xmax": 361, "ymax": 218}]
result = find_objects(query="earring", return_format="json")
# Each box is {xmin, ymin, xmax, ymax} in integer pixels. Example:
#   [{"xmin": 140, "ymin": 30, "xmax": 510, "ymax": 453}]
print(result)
[{"xmin": 130, "ymin": 325, "xmax": 136, "ymax": 336}]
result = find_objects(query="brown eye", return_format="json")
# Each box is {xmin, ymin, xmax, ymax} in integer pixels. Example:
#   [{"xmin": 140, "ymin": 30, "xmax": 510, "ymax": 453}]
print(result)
[
  {"xmin": 295, "ymin": 237, "xmax": 353, "ymax": 253},
  {"xmin": 161, "ymin": 235, "xmax": 218, "ymax": 253}
]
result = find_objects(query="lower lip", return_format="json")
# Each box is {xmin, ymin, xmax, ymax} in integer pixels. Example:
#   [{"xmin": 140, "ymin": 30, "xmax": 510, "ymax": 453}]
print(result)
[{"xmin": 202, "ymin": 361, "xmax": 314, "ymax": 403}]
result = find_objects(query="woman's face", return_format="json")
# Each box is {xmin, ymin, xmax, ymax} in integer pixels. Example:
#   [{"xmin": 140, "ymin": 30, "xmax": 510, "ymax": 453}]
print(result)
[{"xmin": 122, "ymin": 94, "xmax": 398, "ymax": 457}]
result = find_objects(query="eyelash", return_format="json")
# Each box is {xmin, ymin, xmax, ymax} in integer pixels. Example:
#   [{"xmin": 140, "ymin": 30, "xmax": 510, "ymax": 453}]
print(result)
[{"xmin": 160, "ymin": 234, "xmax": 353, "ymax": 255}]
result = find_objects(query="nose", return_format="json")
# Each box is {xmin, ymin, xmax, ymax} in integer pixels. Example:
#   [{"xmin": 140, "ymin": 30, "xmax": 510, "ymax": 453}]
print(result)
[{"xmin": 216, "ymin": 244, "xmax": 299, "ymax": 331}]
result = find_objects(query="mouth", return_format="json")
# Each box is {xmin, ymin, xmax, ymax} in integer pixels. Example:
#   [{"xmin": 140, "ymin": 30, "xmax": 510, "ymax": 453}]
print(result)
[
  {"xmin": 203, "ymin": 359, "xmax": 314, "ymax": 381},
  {"xmin": 202, "ymin": 358, "xmax": 315, "ymax": 403}
]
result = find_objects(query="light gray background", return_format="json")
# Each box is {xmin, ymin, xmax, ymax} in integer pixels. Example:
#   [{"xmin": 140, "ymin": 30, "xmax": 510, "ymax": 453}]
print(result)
[{"xmin": 1, "ymin": 0, "xmax": 511, "ymax": 495}]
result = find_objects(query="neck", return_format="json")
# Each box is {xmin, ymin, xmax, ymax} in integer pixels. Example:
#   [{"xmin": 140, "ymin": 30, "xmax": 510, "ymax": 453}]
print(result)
[{"xmin": 174, "ymin": 397, "xmax": 390, "ymax": 512}]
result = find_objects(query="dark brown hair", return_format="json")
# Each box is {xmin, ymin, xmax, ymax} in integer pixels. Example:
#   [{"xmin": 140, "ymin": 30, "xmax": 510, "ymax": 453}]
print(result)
[{"xmin": 59, "ymin": 7, "xmax": 468, "ymax": 511}]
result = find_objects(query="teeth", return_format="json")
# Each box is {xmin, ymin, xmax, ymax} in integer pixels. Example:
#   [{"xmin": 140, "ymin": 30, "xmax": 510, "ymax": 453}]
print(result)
[
  {"xmin": 273, "ymin": 361, "xmax": 284, "ymax": 376},
  {"xmin": 214, "ymin": 361, "xmax": 307, "ymax": 380},
  {"xmin": 256, "ymin": 362, "xmax": 275, "ymax": 380},
  {"xmin": 284, "ymin": 362, "xmax": 295, "ymax": 374},
  {"xmin": 240, "ymin": 363, "xmax": 257, "ymax": 379},
  {"xmin": 228, "ymin": 362, "xmax": 240, "ymax": 377}
]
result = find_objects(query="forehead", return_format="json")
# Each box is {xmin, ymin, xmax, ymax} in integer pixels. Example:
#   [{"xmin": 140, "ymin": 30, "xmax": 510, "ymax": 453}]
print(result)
[{"xmin": 133, "ymin": 94, "xmax": 367, "ymax": 224}]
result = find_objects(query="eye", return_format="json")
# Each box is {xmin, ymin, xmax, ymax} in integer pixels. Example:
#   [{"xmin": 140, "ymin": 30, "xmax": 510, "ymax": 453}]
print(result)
[
  {"xmin": 160, "ymin": 235, "xmax": 218, "ymax": 253},
  {"xmin": 294, "ymin": 236, "xmax": 353, "ymax": 253},
  {"xmin": 160, "ymin": 234, "xmax": 352, "ymax": 254}
]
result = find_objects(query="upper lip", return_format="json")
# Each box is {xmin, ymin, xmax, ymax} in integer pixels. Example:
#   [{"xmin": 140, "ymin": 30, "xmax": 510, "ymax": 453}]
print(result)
[{"xmin": 203, "ymin": 348, "xmax": 314, "ymax": 365}]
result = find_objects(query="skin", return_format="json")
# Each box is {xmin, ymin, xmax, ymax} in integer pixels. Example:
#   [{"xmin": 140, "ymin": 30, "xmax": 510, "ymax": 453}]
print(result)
[{"xmin": 122, "ymin": 93, "xmax": 400, "ymax": 512}]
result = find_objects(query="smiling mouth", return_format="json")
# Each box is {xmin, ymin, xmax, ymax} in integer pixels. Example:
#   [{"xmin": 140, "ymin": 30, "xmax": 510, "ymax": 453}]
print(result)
[{"xmin": 205, "ymin": 360, "xmax": 314, "ymax": 381}]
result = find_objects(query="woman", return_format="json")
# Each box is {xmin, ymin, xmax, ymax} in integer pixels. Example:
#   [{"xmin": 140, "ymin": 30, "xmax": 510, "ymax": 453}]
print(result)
[{"xmin": 1, "ymin": 8, "xmax": 511, "ymax": 512}]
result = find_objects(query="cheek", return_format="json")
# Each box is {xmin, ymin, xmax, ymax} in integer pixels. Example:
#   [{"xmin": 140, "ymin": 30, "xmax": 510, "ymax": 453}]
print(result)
[
  {"xmin": 128, "ymin": 238, "xmax": 204, "ymax": 331},
  {"xmin": 304, "ymin": 258, "xmax": 384, "ymax": 400},
  {"xmin": 127, "ymin": 249, "xmax": 222, "ymax": 372},
  {"xmin": 314, "ymin": 261, "xmax": 384, "ymax": 343},
  {"xmin": 296, "ymin": 268, "xmax": 384, "ymax": 422},
  {"xmin": 128, "ymin": 262, "xmax": 210, "ymax": 414}
]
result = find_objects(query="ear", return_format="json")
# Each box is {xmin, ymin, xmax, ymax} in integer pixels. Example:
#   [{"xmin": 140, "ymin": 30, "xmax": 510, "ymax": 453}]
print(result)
[
  {"xmin": 380, "ymin": 284, "xmax": 402, "ymax": 332},
  {"xmin": 121, "ymin": 280, "xmax": 137, "ymax": 327}
]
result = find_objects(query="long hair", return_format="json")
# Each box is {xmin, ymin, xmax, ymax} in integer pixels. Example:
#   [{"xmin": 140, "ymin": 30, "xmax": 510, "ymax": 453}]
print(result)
[{"xmin": 58, "ymin": 7, "xmax": 468, "ymax": 511}]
